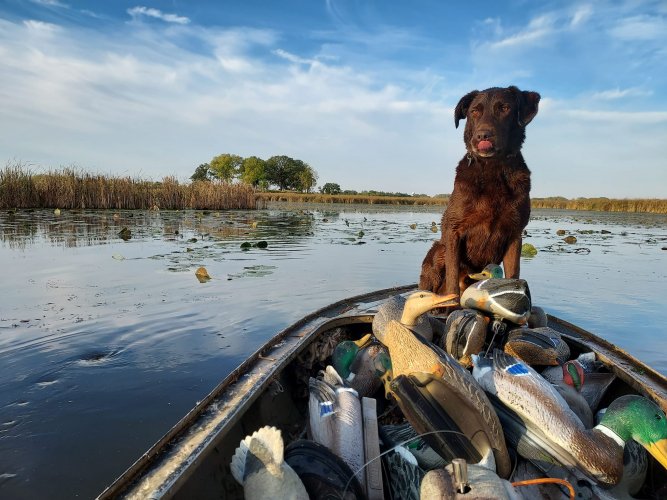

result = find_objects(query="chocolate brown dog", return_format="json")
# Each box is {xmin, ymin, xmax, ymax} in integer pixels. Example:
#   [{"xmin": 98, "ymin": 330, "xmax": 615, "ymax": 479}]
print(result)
[{"xmin": 419, "ymin": 86, "xmax": 540, "ymax": 296}]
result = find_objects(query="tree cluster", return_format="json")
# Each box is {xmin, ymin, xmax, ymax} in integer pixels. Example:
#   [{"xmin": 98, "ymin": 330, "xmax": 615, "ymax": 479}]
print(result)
[{"xmin": 191, "ymin": 154, "xmax": 318, "ymax": 192}]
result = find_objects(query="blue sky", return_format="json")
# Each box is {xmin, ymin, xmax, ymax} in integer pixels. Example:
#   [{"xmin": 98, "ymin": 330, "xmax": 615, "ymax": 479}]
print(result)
[{"xmin": 0, "ymin": 1, "xmax": 665, "ymax": 197}]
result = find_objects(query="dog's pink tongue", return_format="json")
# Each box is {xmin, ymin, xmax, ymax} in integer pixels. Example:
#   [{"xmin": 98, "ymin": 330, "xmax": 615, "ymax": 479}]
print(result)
[{"xmin": 478, "ymin": 140, "xmax": 493, "ymax": 151}]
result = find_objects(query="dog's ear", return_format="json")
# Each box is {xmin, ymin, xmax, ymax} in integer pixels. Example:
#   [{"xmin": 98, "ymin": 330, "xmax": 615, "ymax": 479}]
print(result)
[
  {"xmin": 454, "ymin": 90, "xmax": 479, "ymax": 129},
  {"xmin": 509, "ymin": 86, "xmax": 541, "ymax": 127}
]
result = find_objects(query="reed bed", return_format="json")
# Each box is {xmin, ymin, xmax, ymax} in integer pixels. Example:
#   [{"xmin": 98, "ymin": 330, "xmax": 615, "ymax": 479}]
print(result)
[
  {"xmin": 0, "ymin": 165, "xmax": 256, "ymax": 210},
  {"xmin": 257, "ymin": 191, "xmax": 448, "ymax": 206},
  {"xmin": 531, "ymin": 197, "xmax": 667, "ymax": 214}
]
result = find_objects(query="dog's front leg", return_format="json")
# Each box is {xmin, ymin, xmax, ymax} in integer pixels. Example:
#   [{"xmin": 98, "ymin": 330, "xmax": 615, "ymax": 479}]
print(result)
[
  {"xmin": 503, "ymin": 236, "xmax": 522, "ymax": 278},
  {"xmin": 443, "ymin": 231, "xmax": 461, "ymax": 295}
]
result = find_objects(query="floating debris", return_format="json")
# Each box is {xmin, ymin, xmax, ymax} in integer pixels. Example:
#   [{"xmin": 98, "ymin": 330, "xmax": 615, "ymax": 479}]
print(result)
[
  {"xmin": 556, "ymin": 229, "xmax": 566, "ymax": 236},
  {"xmin": 563, "ymin": 236, "xmax": 577, "ymax": 244},
  {"xmin": 431, "ymin": 225, "xmax": 438, "ymax": 233},
  {"xmin": 409, "ymin": 223, "xmax": 417, "ymax": 230},
  {"xmin": 54, "ymin": 208, "xmax": 61, "ymax": 216},
  {"xmin": 195, "ymin": 267, "xmax": 211, "ymax": 283}
]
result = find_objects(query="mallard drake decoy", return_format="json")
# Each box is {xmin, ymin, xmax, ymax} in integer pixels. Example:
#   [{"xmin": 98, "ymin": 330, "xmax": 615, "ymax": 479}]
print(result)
[
  {"xmin": 373, "ymin": 290, "xmax": 456, "ymax": 342},
  {"xmin": 420, "ymin": 461, "xmax": 522, "ymax": 499},
  {"xmin": 440, "ymin": 308, "xmax": 488, "ymax": 367},
  {"xmin": 468, "ymin": 263, "xmax": 504, "ymax": 280},
  {"xmin": 332, "ymin": 334, "xmax": 391, "ymax": 397},
  {"xmin": 373, "ymin": 292, "xmax": 512, "ymax": 478},
  {"xmin": 504, "ymin": 326, "xmax": 570, "ymax": 366},
  {"xmin": 595, "ymin": 407, "xmax": 649, "ymax": 498},
  {"xmin": 308, "ymin": 366, "xmax": 365, "ymax": 488},
  {"xmin": 472, "ymin": 350, "xmax": 667, "ymax": 487},
  {"xmin": 230, "ymin": 425, "xmax": 308, "ymax": 500},
  {"xmin": 460, "ymin": 278, "xmax": 532, "ymax": 325}
]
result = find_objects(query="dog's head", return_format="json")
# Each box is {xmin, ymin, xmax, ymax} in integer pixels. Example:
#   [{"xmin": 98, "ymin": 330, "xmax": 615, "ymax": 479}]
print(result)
[{"xmin": 454, "ymin": 86, "xmax": 540, "ymax": 158}]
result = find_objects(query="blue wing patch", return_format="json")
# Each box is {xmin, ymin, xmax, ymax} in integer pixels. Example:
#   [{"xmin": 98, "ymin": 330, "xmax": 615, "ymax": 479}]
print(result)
[
  {"xmin": 319, "ymin": 401, "xmax": 334, "ymax": 417},
  {"xmin": 506, "ymin": 363, "xmax": 529, "ymax": 376}
]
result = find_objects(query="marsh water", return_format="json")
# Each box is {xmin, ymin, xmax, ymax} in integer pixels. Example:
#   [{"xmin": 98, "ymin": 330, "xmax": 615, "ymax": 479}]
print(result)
[{"xmin": 1, "ymin": 205, "xmax": 666, "ymax": 499}]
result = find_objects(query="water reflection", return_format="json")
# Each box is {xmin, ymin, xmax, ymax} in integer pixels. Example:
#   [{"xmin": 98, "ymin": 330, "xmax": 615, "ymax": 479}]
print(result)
[{"xmin": 0, "ymin": 206, "xmax": 666, "ymax": 500}]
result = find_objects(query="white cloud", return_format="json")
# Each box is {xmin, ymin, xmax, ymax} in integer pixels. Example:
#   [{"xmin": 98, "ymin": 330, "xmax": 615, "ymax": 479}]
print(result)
[
  {"xmin": 486, "ymin": 14, "xmax": 556, "ymax": 50},
  {"xmin": 570, "ymin": 5, "xmax": 592, "ymax": 28},
  {"xmin": 609, "ymin": 15, "xmax": 667, "ymax": 41},
  {"xmin": 30, "ymin": 0, "xmax": 69, "ymax": 7},
  {"xmin": 591, "ymin": 87, "xmax": 654, "ymax": 100},
  {"xmin": 127, "ymin": 6, "xmax": 190, "ymax": 25}
]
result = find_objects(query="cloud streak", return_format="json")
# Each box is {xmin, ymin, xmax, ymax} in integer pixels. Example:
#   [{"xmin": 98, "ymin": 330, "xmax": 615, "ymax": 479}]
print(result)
[{"xmin": 127, "ymin": 6, "xmax": 190, "ymax": 25}]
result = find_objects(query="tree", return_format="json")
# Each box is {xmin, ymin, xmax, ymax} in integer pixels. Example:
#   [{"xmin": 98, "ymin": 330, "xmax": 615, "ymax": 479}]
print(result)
[
  {"xmin": 265, "ymin": 155, "xmax": 300, "ymax": 190},
  {"xmin": 190, "ymin": 163, "xmax": 212, "ymax": 182},
  {"xmin": 320, "ymin": 182, "xmax": 341, "ymax": 195},
  {"xmin": 240, "ymin": 156, "xmax": 266, "ymax": 187},
  {"xmin": 295, "ymin": 162, "xmax": 318, "ymax": 192},
  {"xmin": 209, "ymin": 154, "xmax": 243, "ymax": 182}
]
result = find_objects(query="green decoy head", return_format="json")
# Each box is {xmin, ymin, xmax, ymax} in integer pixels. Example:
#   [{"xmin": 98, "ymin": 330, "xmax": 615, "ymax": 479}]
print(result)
[
  {"xmin": 598, "ymin": 395, "xmax": 667, "ymax": 471},
  {"xmin": 562, "ymin": 360, "xmax": 584, "ymax": 391},
  {"xmin": 468, "ymin": 264, "xmax": 504, "ymax": 281},
  {"xmin": 332, "ymin": 334, "xmax": 372, "ymax": 379}
]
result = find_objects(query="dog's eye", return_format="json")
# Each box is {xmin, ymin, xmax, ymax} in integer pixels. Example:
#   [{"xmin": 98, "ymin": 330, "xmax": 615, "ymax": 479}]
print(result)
[
  {"xmin": 470, "ymin": 109, "xmax": 481, "ymax": 118},
  {"xmin": 500, "ymin": 104, "xmax": 510, "ymax": 112}
]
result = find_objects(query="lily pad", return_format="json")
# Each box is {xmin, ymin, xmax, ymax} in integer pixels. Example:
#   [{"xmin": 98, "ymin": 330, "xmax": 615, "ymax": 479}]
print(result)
[
  {"xmin": 256, "ymin": 241, "xmax": 268, "ymax": 249},
  {"xmin": 240, "ymin": 242, "xmax": 252, "ymax": 249},
  {"xmin": 563, "ymin": 236, "xmax": 577, "ymax": 244},
  {"xmin": 118, "ymin": 227, "xmax": 131, "ymax": 241},
  {"xmin": 521, "ymin": 243, "xmax": 538, "ymax": 257}
]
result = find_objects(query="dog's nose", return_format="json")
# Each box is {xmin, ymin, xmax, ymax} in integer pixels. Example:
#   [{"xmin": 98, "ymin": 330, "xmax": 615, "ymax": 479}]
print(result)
[{"xmin": 476, "ymin": 129, "xmax": 493, "ymax": 140}]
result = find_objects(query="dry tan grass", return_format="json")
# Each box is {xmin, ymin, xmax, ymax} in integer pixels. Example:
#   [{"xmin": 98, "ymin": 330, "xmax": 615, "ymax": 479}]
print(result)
[{"xmin": 0, "ymin": 164, "xmax": 256, "ymax": 210}]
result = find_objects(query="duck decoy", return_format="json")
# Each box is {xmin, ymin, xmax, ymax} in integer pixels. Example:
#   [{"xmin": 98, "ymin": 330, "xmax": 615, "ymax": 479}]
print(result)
[
  {"xmin": 472, "ymin": 350, "xmax": 667, "ymax": 487},
  {"xmin": 460, "ymin": 278, "xmax": 532, "ymax": 325},
  {"xmin": 542, "ymin": 359, "xmax": 594, "ymax": 428},
  {"xmin": 332, "ymin": 333, "xmax": 391, "ymax": 397},
  {"xmin": 527, "ymin": 305, "xmax": 548, "ymax": 328},
  {"xmin": 503, "ymin": 326, "xmax": 570, "ymax": 366},
  {"xmin": 308, "ymin": 366, "xmax": 365, "ymax": 488},
  {"xmin": 542, "ymin": 354, "xmax": 616, "ymax": 411},
  {"xmin": 383, "ymin": 444, "xmax": 424, "ymax": 500},
  {"xmin": 468, "ymin": 263, "xmax": 504, "ymax": 280},
  {"xmin": 380, "ymin": 422, "xmax": 446, "ymax": 470},
  {"xmin": 373, "ymin": 290, "xmax": 454, "ymax": 342},
  {"xmin": 373, "ymin": 291, "xmax": 512, "ymax": 478},
  {"xmin": 440, "ymin": 308, "xmax": 488, "ymax": 367},
  {"xmin": 595, "ymin": 407, "xmax": 649, "ymax": 499},
  {"xmin": 421, "ymin": 460, "xmax": 522, "ymax": 500},
  {"xmin": 230, "ymin": 425, "xmax": 308, "ymax": 500}
]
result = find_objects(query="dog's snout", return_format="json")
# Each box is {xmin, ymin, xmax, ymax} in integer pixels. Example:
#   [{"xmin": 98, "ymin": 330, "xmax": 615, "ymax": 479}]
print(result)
[{"xmin": 476, "ymin": 129, "xmax": 493, "ymax": 141}]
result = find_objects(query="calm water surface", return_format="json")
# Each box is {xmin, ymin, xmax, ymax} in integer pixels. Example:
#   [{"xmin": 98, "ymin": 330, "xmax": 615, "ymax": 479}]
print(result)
[{"xmin": 1, "ymin": 205, "xmax": 666, "ymax": 499}]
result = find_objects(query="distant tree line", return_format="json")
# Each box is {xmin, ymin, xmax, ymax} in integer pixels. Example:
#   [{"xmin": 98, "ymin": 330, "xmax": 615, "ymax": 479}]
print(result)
[
  {"xmin": 191, "ymin": 154, "xmax": 318, "ymax": 192},
  {"xmin": 317, "ymin": 183, "xmax": 429, "ymax": 198}
]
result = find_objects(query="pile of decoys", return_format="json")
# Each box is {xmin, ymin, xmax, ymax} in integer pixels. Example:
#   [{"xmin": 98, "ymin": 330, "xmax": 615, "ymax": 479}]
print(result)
[{"xmin": 231, "ymin": 264, "xmax": 667, "ymax": 499}]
